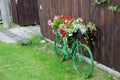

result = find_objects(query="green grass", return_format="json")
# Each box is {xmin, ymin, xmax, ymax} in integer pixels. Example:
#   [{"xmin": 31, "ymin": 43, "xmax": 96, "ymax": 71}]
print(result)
[
  {"xmin": 0, "ymin": 41, "xmax": 119, "ymax": 80},
  {"xmin": 0, "ymin": 24, "xmax": 3, "ymax": 30},
  {"xmin": 0, "ymin": 22, "xmax": 16, "ymax": 30}
]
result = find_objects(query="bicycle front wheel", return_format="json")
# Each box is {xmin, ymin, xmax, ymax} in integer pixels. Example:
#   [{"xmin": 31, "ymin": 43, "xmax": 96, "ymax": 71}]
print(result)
[
  {"xmin": 72, "ymin": 43, "xmax": 94, "ymax": 78},
  {"xmin": 54, "ymin": 33, "xmax": 64, "ymax": 61}
]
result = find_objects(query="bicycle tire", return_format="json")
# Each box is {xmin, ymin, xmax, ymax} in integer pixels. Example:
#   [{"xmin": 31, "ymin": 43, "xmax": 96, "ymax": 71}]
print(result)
[{"xmin": 72, "ymin": 42, "xmax": 94, "ymax": 78}]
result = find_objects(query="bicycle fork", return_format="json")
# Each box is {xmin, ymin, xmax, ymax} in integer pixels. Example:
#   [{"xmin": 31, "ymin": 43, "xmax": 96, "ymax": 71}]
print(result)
[{"xmin": 61, "ymin": 38, "xmax": 69, "ymax": 61}]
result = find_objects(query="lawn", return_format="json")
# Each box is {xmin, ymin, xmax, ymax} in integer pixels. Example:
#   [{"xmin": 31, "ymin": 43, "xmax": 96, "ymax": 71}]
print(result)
[{"xmin": 0, "ymin": 38, "xmax": 119, "ymax": 80}]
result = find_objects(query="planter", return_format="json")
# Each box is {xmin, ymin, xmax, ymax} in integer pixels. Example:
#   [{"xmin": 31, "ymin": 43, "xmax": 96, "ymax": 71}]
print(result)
[{"xmin": 73, "ymin": 29, "xmax": 83, "ymax": 40}]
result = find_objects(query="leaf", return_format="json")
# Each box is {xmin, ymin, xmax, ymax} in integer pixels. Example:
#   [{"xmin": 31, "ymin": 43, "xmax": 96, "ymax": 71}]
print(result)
[
  {"xmin": 101, "ymin": 0, "xmax": 106, "ymax": 3},
  {"xmin": 107, "ymin": 0, "xmax": 111, "ymax": 3},
  {"xmin": 108, "ymin": 5, "xmax": 120, "ymax": 12}
]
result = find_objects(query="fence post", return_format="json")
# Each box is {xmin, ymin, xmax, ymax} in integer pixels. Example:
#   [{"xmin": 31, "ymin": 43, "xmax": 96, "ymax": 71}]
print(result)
[
  {"xmin": 0, "ymin": 0, "xmax": 10, "ymax": 28},
  {"xmin": 0, "ymin": 10, "xmax": 1, "ymax": 20}
]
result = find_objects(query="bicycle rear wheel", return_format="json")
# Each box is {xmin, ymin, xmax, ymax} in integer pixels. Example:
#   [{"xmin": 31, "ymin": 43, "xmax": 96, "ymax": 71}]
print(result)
[
  {"xmin": 72, "ymin": 43, "xmax": 94, "ymax": 78},
  {"xmin": 54, "ymin": 33, "xmax": 65, "ymax": 61}
]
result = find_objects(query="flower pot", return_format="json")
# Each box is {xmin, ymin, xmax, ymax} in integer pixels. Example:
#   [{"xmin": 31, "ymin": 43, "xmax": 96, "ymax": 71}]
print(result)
[{"xmin": 73, "ymin": 29, "xmax": 82, "ymax": 40}]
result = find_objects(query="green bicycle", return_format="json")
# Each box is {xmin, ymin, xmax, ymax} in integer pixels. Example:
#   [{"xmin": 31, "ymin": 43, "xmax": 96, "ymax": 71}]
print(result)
[{"xmin": 54, "ymin": 31, "xmax": 94, "ymax": 78}]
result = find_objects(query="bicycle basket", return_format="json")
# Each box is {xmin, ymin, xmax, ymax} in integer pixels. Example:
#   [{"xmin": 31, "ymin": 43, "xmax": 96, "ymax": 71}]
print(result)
[{"xmin": 73, "ymin": 29, "xmax": 83, "ymax": 40}]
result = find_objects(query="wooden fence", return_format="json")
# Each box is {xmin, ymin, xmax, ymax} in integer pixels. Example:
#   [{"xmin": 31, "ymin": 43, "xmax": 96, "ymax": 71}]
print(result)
[
  {"xmin": 10, "ymin": 0, "xmax": 18, "ymax": 24},
  {"xmin": 38, "ymin": 0, "xmax": 120, "ymax": 72},
  {"xmin": 10, "ymin": 0, "xmax": 39, "ymax": 25}
]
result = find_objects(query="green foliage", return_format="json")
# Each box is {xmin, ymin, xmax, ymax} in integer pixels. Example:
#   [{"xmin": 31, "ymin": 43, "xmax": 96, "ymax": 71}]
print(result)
[
  {"xmin": 9, "ymin": 22, "xmax": 16, "ymax": 28},
  {"xmin": 0, "ymin": 19, "xmax": 2, "ymax": 21},
  {"xmin": 25, "ymin": 34, "xmax": 44, "ymax": 46},
  {"xmin": 93, "ymin": 0, "xmax": 111, "ymax": 5},
  {"xmin": 54, "ymin": 19, "xmax": 64, "ymax": 26},
  {"xmin": 109, "ymin": 5, "xmax": 120, "ymax": 12},
  {"xmin": 107, "ymin": 0, "xmax": 111, "ymax": 3},
  {"xmin": 0, "ymin": 22, "xmax": 16, "ymax": 30},
  {"xmin": 93, "ymin": 0, "xmax": 120, "ymax": 13},
  {"xmin": 106, "ymin": 74, "xmax": 113, "ymax": 80}
]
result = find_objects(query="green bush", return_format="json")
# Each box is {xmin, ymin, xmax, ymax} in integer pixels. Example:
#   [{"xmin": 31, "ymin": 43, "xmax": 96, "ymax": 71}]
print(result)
[{"xmin": 25, "ymin": 34, "xmax": 44, "ymax": 46}]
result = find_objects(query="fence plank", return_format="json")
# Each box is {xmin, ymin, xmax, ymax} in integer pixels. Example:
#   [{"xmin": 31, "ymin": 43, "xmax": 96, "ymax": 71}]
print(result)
[
  {"xmin": 38, "ymin": 0, "xmax": 120, "ymax": 72},
  {"xmin": 17, "ymin": 0, "xmax": 39, "ymax": 25},
  {"xmin": 10, "ymin": 0, "xmax": 39, "ymax": 25},
  {"xmin": 114, "ymin": 0, "xmax": 120, "ymax": 72},
  {"xmin": 9, "ymin": 0, "xmax": 18, "ymax": 23}
]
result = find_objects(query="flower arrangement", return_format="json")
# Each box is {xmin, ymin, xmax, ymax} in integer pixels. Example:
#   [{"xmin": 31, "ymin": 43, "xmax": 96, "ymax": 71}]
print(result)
[
  {"xmin": 48, "ymin": 15, "xmax": 73, "ymax": 32},
  {"xmin": 48, "ymin": 15, "xmax": 98, "ymax": 41}
]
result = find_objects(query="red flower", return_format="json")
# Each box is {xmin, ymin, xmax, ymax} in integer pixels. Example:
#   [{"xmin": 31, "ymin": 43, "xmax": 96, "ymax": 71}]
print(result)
[
  {"xmin": 59, "ymin": 17, "xmax": 63, "ymax": 20},
  {"xmin": 48, "ymin": 26, "xmax": 51, "ymax": 29},
  {"xmin": 64, "ymin": 22, "xmax": 67, "ymax": 24},
  {"xmin": 66, "ymin": 26, "xmax": 69, "ymax": 28},
  {"xmin": 69, "ymin": 18, "xmax": 72, "ymax": 21},
  {"xmin": 60, "ymin": 28, "xmax": 67, "ymax": 37},
  {"xmin": 51, "ymin": 18, "xmax": 54, "ymax": 21},
  {"xmin": 63, "ymin": 16, "xmax": 69, "ymax": 20},
  {"xmin": 60, "ymin": 28, "xmax": 64, "ymax": 33},
  {"xmin": 62, "ymin": 31, "xmax": 66, "ymax": 37}
]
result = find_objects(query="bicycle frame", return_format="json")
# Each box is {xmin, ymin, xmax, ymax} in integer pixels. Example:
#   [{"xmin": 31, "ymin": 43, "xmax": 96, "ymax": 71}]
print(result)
[
  {"xmin": 54, "ymin": 33, "xmax": 88, "ymax": 60},
  {"xmin": 54, "ymin": 32, "xmax": 94, "ymax": 78}
]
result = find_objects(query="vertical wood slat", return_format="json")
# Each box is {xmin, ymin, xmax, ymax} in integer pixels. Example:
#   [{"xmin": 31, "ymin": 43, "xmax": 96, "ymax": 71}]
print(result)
[
  {"xmin": 71, "ymin": 0, "xmax": 78, "ymax": 18},
  {"xmin": 38, "ymin": 0, "xmax": 120, "ymax": 72},
  {"xmin": 10, "ymin": 0, "xmax": 39, "ymax": 26},
  {"xmin": 114, "ymin": 0, "xmax": 120, "ymax": 72},
  {"xmin": 17, "ymin": 0, "xmax": 39, "ymax": 25},
  {"xmin": 104, "ymin": 0, "xmax": 114, "ymax": 67},
  {"xmin": 38, "ymin": 0, "xmax": 55, "ymax": 40},
  {"xmin": 38, "ymin": 0, "xmax": 46, "ymax": 38},
  {"xmin": 9, "ymin": 0, "xmax": 18, "ymax": 23},
  {"xmin": 89, "ymin": 1, "xmax": 100, "ymax": 61},
  {"xmin": 97, "ymin": 4, "xmax": 105, "ymax": 63}
]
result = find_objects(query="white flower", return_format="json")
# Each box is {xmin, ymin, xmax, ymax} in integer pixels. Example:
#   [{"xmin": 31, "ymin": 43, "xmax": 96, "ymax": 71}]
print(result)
[
  {"xmin": 65, "ymin": 20, "xmax": 68, "ymax": 23},
  {"xmin": 68, "ymin": 20, "xmax": 71, "ymax": 23},
  {"xmin": 69, "ymin": 34, "xmax": 73, "ymax": 36},
  {"xmin": 79, "ymin": 18, "xmax": 83, "ymax": 22},
  {"xmin": 79, "ymin": 25, "xmax": 87, "ymax": 34},
  {"xmin": 75, "ymin": 18, "xmax": 83, "ymax": 22},
  {"xmin": 40, "ymin": 40, "xmax": 46, "ymax": 43},
  {"xmin": 54, "ymin": 15, "xmax": 58, "ymax": 20},
  {"xmin": 76, "ymin": 19, "xmax": 79, "ymax": 22}
]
